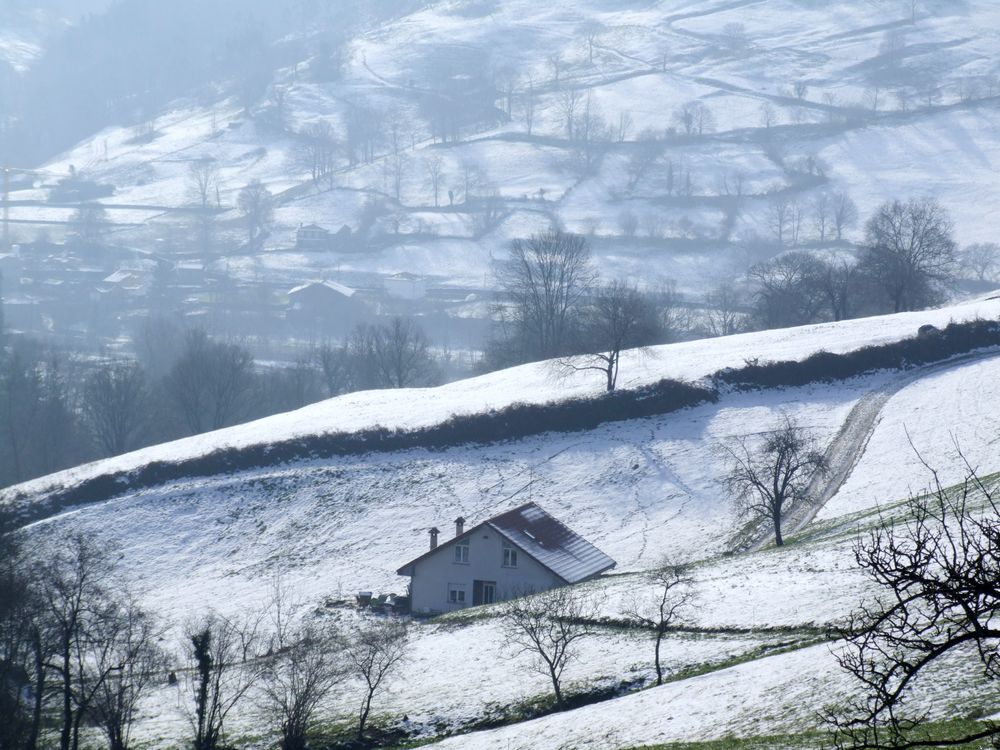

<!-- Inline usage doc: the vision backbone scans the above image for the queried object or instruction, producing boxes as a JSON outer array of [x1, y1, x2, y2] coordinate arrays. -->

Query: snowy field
[[15, 291, 1000, 747], [7, 0, 1000, 290], [10, 293, 1000, 505]]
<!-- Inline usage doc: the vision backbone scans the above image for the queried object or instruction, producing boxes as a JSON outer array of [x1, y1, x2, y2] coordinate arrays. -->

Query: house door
[[473, 580, 497, 605]]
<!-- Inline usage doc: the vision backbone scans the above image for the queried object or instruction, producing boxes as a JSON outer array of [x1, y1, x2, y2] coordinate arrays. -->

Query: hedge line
[[712, 318, 1000, 389], [14, 317, 1000, 523], [13, 378, 716, 522]]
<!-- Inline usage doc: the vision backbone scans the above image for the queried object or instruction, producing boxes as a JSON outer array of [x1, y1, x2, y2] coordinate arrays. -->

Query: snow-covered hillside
[[8, 0, 1000, 295], [16, 293, 1000, 748], [10, 294, 1000, 505]]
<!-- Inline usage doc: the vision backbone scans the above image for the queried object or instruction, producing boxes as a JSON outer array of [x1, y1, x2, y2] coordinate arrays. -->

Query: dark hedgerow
[[12, 317, 1000, 523], [712, 318, 1000, 390], [14, 378, 715, 523]]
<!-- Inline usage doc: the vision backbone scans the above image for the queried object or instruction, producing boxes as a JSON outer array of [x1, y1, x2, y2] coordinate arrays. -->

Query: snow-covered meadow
[[13, 291, 1000, 748]]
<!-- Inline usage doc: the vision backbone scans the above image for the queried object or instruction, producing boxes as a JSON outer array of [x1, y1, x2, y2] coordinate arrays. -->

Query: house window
[[447, 584, 466, 604], [454, 540, 469, 564], [502, 544, 518, 568]]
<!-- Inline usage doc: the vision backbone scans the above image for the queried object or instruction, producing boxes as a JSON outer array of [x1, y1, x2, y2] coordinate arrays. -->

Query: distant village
[[1, 221, 486, 353]]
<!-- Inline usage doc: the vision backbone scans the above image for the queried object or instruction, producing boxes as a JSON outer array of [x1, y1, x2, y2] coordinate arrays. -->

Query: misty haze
[[1, 2, 999, 749]]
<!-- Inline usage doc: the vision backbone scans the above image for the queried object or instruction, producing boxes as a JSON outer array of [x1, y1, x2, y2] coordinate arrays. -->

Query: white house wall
[[407, 528, 564, 614]]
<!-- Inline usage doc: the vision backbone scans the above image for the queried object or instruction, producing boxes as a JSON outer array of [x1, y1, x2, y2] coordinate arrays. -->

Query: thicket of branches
[[0, 313, 442, 490], [827, 459, 1000, 749], [0, 521, 411, 750]]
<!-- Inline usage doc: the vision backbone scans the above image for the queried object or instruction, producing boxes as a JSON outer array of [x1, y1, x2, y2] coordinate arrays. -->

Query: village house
[[295, 223, 331, 251], [397, 502, 616, 615]]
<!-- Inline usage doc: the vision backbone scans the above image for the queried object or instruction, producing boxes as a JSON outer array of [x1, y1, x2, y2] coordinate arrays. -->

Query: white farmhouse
[[397, 502, 616, 614]]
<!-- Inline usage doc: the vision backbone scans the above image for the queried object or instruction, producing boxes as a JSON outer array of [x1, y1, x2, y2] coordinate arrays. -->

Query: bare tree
[[859, 197, 957, 312], [831, 192, 858, 241], [371, 317, 438, 388], [622, 565, 695, 685], [793, 80, 808, 100], [811, 192, 832, 241], [37, 534, 116, 750], [342, 620, 408, 741], [501, 587, 601, 708], [960, 242, 999, 281], [237, 180, 274, 246], [258, 623, 343, 750], [165, 330, 255, 434], [522, 75, 536, 135], [827, 460, 1000, 749], [673, 101, 715, 136], [766, 195, 794, 246], [388, 151, 408, 203], [187, 612, 265, 750], [90, 594, 166, 750], [547, 52, 565, 88], [618, 210, 639, 238], [704, 282, 747, 337], [759, 101, 777, 129], [494, 231, 597, 362], [558, 281, 661, 391], [188, 159, 220, 209], [616, 111, 634, 143], [557, 89, 582, 139], [425, 155, 445, 208], [815, 258, 860, 322], [81, 362, 148, 457], [573, 93, 609, 171], [723, 417, 827, 547], [300, 122, 336, 188], [749, 251, 826, 329]]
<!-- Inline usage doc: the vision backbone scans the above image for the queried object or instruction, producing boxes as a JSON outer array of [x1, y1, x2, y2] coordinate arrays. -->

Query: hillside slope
[[17, 300, 1000, 748]]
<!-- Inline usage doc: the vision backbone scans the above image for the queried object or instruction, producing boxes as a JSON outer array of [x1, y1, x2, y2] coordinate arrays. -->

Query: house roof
[[299, 223, 329, 233], [396, 502, 616, 584], [287, 280, 356, 298]]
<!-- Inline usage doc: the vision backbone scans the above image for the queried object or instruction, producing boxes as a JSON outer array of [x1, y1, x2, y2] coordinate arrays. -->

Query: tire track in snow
[[739, 349, 1000, 553]]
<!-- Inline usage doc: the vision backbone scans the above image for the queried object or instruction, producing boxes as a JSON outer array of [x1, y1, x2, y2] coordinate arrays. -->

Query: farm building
[[397, 502, 616, 615]]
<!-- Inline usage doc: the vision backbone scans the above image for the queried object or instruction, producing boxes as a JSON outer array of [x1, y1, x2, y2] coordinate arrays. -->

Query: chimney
[[454, 516, 465, 537], [428, 527, 440, 550]]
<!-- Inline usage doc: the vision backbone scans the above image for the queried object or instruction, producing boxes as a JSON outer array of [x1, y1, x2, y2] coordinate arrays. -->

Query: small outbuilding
[[397, 502, 616, 615]]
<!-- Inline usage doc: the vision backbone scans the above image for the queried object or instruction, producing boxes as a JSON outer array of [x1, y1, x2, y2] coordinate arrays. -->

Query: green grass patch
[[625, 717, 997, 750]]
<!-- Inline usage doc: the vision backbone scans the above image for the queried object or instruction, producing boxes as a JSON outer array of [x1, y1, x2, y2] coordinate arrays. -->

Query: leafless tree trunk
[[425, 155, 445, 208], [81, 362, 148, 457], [831, 192, 858, 241], [557, 89, 582, 139], [723, 417, 827, 546], [37, 534, 116, 750], [371, 317, 436, 388], [827, 458, 1000, 749], [961, 242, 999, 281], [622, 565, 695, 685], [186, 612, 265, 750], [90, 593, 166, 750], [495, 231, 596, 362], [501, 587, 602, 708], [859, 197, 956, 313], [342, 620, 407, 741], [257, 623, 343, 750], [558, 281, 661, 391], [237, 180, 274, 245], [165, 331, 255, 434], [188, 159, 220, 209], [704, 283, 746, 337]]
